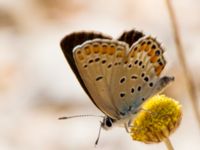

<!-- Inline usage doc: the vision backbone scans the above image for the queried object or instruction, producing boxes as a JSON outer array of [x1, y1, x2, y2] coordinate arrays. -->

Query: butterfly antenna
[[58, 114, 104, 120], [95, 122, 102, 146]]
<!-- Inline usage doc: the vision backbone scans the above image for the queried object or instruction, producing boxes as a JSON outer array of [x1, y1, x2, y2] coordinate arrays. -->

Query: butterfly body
[[60, 30, 174, 132]]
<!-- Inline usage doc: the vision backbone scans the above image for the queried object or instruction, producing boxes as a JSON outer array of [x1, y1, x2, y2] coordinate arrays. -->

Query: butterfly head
[[101, 116, 115, 130]]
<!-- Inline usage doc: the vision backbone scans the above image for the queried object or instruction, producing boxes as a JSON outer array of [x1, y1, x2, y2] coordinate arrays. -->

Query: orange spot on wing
[[84, 46, 91, 55], [93, 46, 100, 53], [116, 51, 124, 58], [101, 45, 107, 54], [77, 53, 84, 60], [140, 44, 147, 52], [155, 65, 164, 76], [144, 46, 150, 52], [148, 49, 154, 56], [130, 52, 135, 58], [108, 46, 115, 55], [150, 56, 159, 63]]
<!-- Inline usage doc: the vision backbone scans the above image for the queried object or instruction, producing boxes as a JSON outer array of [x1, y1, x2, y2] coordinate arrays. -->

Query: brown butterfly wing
[[60, 31, 112, 113], [117, 29, 144, 47]]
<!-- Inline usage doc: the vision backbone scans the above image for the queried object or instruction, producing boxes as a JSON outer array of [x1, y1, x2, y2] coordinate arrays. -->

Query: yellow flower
[[130, 95, 182, 144]]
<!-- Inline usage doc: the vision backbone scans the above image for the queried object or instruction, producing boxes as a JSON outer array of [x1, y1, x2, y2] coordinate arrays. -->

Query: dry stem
[[164, 138, 174, 150], [165, 0, 200, 127]]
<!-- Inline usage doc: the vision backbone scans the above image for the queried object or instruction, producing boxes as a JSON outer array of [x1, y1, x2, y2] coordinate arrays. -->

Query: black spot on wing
[[88, 59, 94, 64], [83, 64, 88, 68], [134, 60, 138, 64], [131, 88, 135, 93], [147, 41, 151, 45], [155, 50, 161, 56], [131, 75, 138, 80], [107, 64, 112, 68], [137, 86, 141, 91], [120, 92, 126, 98], [151, 44, 156, 49], [139, 61, 143, 66], [120, 77, 126, 84], [102, 60, 106, 64], [96, 76, 103, 81], [144, 76, 149, 82], [95, 57, 100, 62], [149, 82, 154, 87]]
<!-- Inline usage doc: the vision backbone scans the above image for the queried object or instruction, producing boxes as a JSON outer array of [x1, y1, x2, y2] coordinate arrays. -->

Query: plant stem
[[164, 138, 174, 150], [165, 0, 200, 127]]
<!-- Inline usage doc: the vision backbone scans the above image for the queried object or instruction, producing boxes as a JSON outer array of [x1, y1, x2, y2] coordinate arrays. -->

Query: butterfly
[[60, 29, 174, 144]]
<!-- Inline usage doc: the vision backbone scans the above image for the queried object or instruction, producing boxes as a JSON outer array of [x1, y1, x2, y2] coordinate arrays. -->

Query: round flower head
[[130, 95, 182, 144]]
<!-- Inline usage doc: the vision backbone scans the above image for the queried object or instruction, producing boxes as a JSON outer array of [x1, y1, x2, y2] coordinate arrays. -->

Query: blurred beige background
[[0, 0, 200, 149]]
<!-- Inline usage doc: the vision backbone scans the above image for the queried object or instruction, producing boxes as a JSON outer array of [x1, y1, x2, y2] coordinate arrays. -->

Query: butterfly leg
[[140, 108, 152, 114], [95, 121, 103, 146], [124, 118, 135, 133], [124, 122, 131, 133], [124, 107, 153, 133]]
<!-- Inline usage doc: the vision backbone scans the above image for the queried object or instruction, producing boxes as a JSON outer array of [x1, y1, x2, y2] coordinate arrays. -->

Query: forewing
[[60, 32, 112, 111], [73, 39, 129, 119]]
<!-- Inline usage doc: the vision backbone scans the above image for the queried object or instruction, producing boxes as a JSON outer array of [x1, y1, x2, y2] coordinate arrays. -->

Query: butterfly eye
[[105, 118, 112, 127]]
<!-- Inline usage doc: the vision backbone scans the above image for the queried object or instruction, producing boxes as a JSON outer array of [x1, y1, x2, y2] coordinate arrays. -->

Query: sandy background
[[0, 0, 200, 149]]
